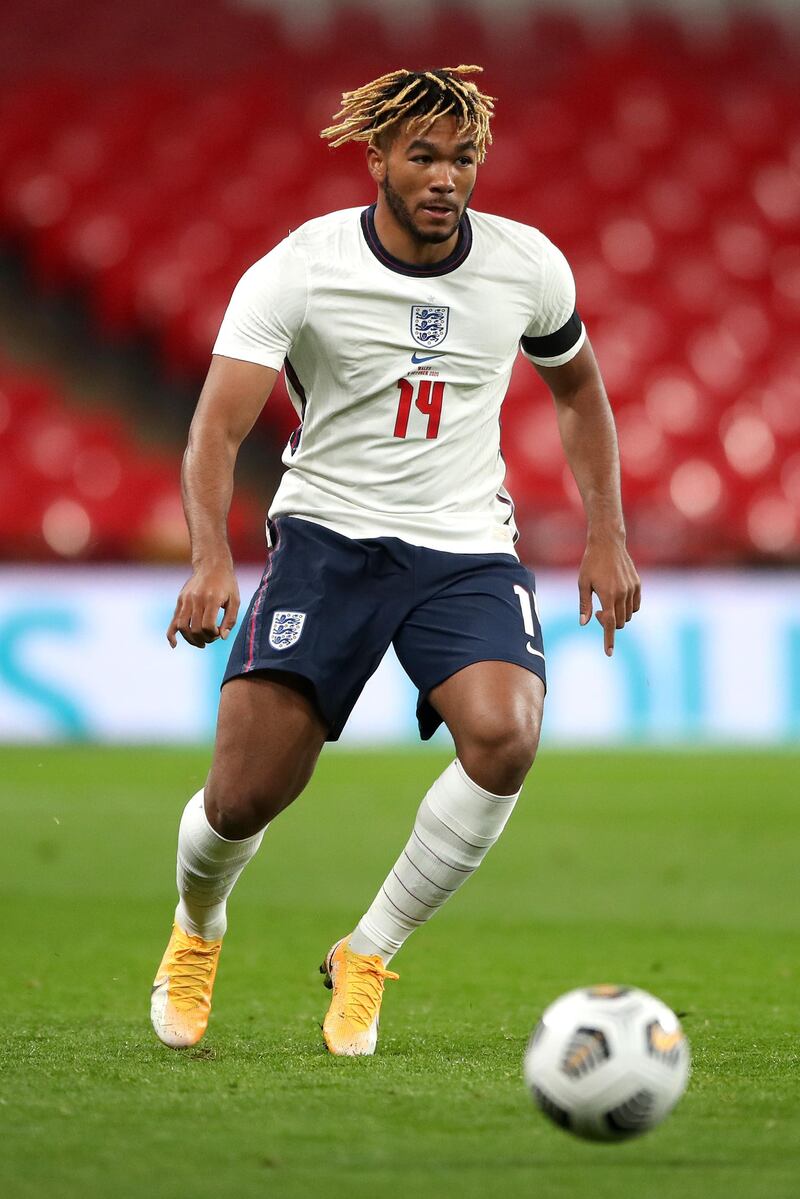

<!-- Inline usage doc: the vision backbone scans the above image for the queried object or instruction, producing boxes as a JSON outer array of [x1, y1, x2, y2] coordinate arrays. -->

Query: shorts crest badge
[[268, 610, 306, 650], [410, 304, 449, 348]]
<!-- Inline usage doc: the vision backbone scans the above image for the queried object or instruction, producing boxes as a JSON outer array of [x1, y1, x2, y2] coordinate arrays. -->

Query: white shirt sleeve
[[213, 236, 308, 370], [520, 236, 586, 367]]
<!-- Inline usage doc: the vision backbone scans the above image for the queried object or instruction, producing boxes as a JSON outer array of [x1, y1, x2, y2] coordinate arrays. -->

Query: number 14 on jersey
[[394, 379, 445, 440]]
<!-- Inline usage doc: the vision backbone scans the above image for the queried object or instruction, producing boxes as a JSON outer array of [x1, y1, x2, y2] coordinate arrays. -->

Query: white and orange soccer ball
[[523, 985, 691, 1141]]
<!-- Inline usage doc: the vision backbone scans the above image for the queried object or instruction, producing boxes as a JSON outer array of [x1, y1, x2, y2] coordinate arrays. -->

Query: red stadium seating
[[0, 357, 265, 561], [0, 1, 798, 563]]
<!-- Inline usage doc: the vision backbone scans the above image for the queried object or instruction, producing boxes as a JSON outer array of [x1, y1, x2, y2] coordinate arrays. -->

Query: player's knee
[[204, 776, 287, 839], [459, 709, 541, 792], [487, 717, 540, 778]]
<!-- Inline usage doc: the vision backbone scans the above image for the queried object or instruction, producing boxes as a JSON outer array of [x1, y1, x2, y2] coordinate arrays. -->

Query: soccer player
[[151, 66, 640, 1056]]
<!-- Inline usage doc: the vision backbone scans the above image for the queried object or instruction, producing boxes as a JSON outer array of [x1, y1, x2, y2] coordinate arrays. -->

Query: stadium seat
[[0, 359, 266, 561]]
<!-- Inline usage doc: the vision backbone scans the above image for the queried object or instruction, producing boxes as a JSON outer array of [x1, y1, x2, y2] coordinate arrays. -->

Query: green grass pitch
[[1, 745, 798, 1199]]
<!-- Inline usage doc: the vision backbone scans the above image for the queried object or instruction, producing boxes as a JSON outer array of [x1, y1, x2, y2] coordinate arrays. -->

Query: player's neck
[[372, 198, 460, 266]]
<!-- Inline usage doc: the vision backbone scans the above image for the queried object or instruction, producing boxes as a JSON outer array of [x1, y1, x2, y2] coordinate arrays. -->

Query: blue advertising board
[[0, 567, 797, 745]]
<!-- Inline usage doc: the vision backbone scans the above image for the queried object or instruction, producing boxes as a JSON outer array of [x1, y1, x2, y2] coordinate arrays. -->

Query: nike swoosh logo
[[411, 352, 445, 364], [526, 643, 545, 659]]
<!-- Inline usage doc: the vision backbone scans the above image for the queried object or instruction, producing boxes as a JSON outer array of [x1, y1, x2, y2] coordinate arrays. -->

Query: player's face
[[371, 115, 477, 246]]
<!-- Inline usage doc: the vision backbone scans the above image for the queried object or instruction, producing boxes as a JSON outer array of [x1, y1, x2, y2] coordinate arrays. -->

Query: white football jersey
[[213, 205, 585, 555]]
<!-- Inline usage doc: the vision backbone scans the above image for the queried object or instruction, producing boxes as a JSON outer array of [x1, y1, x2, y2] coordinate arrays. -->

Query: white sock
[[348, 760, 521, 963], [174, 790, 264, 941]]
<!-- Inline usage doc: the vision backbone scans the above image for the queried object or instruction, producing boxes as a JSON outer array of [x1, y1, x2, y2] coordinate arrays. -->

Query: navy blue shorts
[[223, 516, 546, 741]]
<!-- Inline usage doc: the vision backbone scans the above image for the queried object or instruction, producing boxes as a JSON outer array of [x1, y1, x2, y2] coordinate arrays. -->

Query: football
[[523, 985, 691, 1141]]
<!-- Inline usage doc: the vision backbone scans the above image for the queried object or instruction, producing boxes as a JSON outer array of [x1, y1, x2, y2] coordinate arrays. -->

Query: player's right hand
[[167, 564, 240, 649]]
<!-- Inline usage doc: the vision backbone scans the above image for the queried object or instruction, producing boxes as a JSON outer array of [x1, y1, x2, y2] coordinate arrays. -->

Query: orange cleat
[[150, 923, 222, 1049], [320, 938, 399, 1056]]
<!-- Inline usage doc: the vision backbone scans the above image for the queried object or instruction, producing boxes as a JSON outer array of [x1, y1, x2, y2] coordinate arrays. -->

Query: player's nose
[[429, 167, 456, 192]]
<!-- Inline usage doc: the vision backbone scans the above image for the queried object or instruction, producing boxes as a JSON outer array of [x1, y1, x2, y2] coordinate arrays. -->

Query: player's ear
[[366, 142, 386, 185]]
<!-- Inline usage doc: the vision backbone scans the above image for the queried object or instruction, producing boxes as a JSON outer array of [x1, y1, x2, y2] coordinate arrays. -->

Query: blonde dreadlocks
[[321, 66, 495, 163]]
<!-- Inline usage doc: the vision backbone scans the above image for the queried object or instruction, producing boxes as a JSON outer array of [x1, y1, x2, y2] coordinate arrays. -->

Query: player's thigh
[[206, 671, 328, 829]]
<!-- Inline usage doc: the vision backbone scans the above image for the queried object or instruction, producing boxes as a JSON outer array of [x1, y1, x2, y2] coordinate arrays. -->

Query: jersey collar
[[360, 203, 472, 277]]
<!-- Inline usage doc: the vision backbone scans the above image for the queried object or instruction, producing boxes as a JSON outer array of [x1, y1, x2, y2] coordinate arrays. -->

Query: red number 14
[[394, 379, 445, 440]]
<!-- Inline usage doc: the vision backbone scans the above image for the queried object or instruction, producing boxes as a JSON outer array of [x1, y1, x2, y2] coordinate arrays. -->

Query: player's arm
[[534, 339, 641, 656], [167, 355, 278, 649]]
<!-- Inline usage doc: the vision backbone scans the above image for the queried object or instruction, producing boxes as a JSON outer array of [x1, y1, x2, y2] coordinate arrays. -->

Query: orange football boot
[[320, 938, 399, 1056], [150, 923, 222, 1048]]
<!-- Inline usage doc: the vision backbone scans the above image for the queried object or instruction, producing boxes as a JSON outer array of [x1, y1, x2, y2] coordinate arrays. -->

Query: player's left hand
[[578, 537, 641, 657]]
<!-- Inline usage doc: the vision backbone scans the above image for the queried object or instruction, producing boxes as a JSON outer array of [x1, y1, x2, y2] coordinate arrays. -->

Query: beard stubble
[[381, 171, 470, 246]]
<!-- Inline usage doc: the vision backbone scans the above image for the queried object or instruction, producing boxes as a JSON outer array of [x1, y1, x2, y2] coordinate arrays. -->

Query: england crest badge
[[410, 304, 449, 348], [268, 610, 306, 651]]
